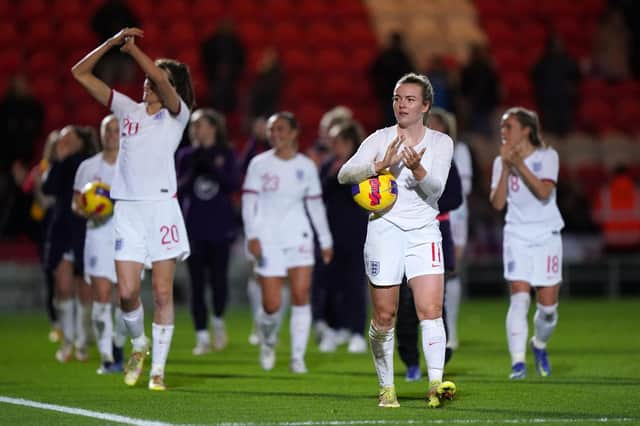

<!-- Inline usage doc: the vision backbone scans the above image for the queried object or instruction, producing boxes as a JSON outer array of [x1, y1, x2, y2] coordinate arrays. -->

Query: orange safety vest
[[592, 175, 640, 248]]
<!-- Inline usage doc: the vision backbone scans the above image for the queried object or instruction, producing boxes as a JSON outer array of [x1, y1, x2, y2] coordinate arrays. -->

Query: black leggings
[[186, 240, 231, 331]]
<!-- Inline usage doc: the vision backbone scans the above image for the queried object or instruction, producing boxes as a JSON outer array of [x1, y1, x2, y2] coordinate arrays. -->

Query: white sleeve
[[73, 160, 89, 192], [490, 156, 503, 190], [241, 191, 259, 240], [173, 98, 190, 127], [417, 135, 453, 198], [241, 160, 260, 239], [455, 143, 473, 196], [108, 90, 138, 118], [540, 149, 559, 183], [305, 164, 332, 249], [306, 196, 333, 249], [337, 131, 380, 184]]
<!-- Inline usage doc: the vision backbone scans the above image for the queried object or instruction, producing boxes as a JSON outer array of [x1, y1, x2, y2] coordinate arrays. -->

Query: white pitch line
[[1, 397, 636, 426], [0, 396, 173, 426], [211, 419, 637, 426]]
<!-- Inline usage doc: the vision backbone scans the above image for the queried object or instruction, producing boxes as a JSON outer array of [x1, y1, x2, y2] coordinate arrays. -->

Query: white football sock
[[113, 307, 127, 348], [56, 298, 74, 345], [150, 323, 174, 377], [444, 276, 461, 348], [533, 303, 558, 349], [368, 322, 395, 387], [290, 304, 311, 362], [247, 276, 262, 318], [196, 329, 210, 345], [74, 298, 91, 349], [123, 304, 147, 352], [92, 302, 113, 362], [275, 285, 291, 334], [506, 292, 530, 365], [421, 318, 446, 383], [258, 309, 280, 346]]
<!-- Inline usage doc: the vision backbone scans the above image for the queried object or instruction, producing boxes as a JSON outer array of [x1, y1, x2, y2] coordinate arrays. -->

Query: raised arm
[[120, 35, 181, 114], [71, 28, 143, 106]]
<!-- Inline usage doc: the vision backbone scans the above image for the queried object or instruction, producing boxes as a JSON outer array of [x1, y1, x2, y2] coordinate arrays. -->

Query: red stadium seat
[[166, 21, 198, 48], [281, 49, 313, 74], [60, 21, 96, 51], [298, 1, 334, 21], [272, 22, 306, 48], [475, 0, 504, 17], [263, 0, 296, 21], [314, 49, 347, 72], [483, 19, 515, 49], [0, 50, 22, 76], [306, 23, 341, 49], [341, 22, 377, 49], [617, 99, 640, 135], [578, 99, 616, 135], [23, 21, 56, 51], [492, 47, 522, 74], [193, 0, 227, 21], [0, 24, 19, 49], [27, 51, 58, 77], [18, 0, 48, 21], [502, 72, 533, 106], [237, 21, 268, 49]]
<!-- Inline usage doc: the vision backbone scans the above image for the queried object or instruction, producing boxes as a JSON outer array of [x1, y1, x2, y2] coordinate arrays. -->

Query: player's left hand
[[402, 145, 426, 171], [321, 247, 333, 264]]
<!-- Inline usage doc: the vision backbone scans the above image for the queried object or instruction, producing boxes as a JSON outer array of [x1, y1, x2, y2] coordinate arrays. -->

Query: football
[[80, 181, 114, 219], [352, 173, 398, 212]]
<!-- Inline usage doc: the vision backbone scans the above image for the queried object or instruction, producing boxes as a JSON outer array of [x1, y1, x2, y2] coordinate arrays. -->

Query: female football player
[[72, 27, 195, 391], [338, 73, 453, 408], [72, 114, 127, 374], [490, 107, 564, 380], [242, 111, 333, 374]]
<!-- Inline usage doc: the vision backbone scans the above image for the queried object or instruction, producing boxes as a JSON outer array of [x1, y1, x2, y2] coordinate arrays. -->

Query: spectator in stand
[[370, 32, 415, 127], [91, 0, 139, 85], [460, 44, 499, 137], [201, 18, 246, 113], [313, 120, 369, 354], [591, 165, 640, 253], [592, 7, 632, 82], [247, 47, 283, 124], [0, 73, 44, 239], [176, 108, 241, 355], [42, 125, 97, 363], [532, 34, 580, 137], [422, 55, 456, 113]]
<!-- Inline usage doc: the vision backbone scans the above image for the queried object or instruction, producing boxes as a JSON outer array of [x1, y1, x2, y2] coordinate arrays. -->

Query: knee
[[420, 302, 443, 320], [535, 303, 558, 324], [153, 286, 173, 310], [372, 309, 396, 330]]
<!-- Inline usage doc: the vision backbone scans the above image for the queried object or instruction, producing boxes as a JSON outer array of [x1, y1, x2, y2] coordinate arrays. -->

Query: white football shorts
[[363, 217, 444, 286], [114, 198, 190, 265], [84, 218, 117, 283], [503, 231, 563, 287], [253, 240, 314, 278]]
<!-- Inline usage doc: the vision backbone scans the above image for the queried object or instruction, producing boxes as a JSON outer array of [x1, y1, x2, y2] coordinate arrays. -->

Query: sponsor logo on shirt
[[115, 239, 123, 251]]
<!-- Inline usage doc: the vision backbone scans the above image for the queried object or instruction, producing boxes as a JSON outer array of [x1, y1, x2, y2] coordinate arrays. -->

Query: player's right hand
[[375, 135, 404, 174], [110, 27, 144, 49], [248, 238, 262, 261]]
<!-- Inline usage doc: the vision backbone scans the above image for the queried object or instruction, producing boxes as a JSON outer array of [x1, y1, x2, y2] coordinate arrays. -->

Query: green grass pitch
[[1, 298, 639, 425]]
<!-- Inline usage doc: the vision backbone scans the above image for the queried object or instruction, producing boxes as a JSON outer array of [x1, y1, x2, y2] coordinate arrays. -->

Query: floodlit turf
[[1, 298, 639, 425]]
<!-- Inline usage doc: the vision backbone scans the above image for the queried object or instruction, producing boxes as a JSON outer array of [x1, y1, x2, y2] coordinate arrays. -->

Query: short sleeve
[[173, 98, 190, 127], [490, 156, 503, 190], [539, 149, 559, 183], [109, 90, 138, 118]]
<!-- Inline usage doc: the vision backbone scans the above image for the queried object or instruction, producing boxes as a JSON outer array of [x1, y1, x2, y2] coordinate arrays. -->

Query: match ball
[[352, 173, 398, 212], [80, 181, 114, 219]]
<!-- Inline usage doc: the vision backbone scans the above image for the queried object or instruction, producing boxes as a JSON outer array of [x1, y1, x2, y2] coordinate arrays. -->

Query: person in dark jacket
[[42, 125, 97, 363], [176, 108, 241, 354], [312, 120, 369, 354], [396, 109, 463, 381]]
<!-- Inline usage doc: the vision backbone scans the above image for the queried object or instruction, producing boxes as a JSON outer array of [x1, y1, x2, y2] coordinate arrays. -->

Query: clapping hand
[[110, 27, 144, 53], [375, 135, 404, 174]]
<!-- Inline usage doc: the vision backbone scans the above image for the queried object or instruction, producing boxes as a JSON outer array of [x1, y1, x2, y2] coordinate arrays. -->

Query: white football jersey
[[242, 150, 331, 248], [491, 147, 564, 240], [339, 125, 453, 232], [73, 152, 116, 228], [450, 141, 473, 221], [108, 90, 189, 200]]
